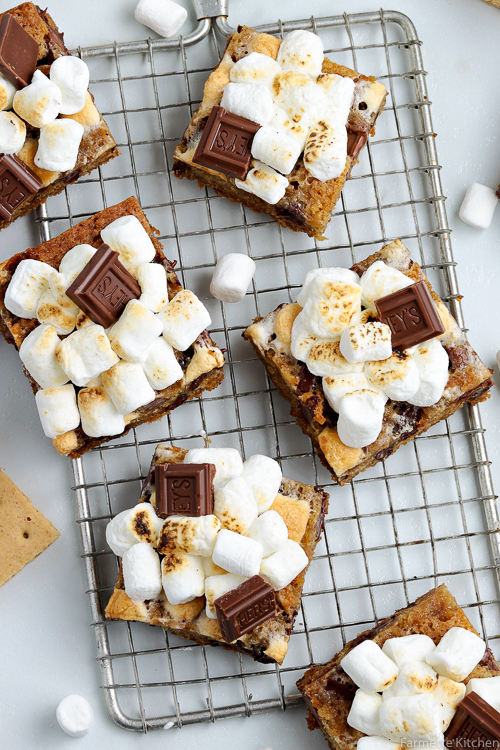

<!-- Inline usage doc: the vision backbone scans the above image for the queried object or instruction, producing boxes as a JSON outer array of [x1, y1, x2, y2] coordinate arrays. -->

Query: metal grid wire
[[34, 8, 500, 731]]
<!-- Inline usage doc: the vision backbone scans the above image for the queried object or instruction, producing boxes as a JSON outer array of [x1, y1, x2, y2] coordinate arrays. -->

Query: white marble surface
[[1, 0, 500, 748]]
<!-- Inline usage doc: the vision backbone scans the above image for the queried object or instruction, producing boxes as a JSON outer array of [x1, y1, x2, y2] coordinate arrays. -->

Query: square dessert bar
[[173, 26, 386, 240], [0, 196, 225, 458], [243, 240, 493, 485]]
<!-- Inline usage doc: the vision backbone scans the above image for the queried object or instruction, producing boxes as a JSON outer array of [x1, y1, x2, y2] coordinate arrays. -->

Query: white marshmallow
[[316, 73, 355, 127], [158, 515, 221, 557], [204, 573, 246, 619], [297, 267, 361, 308], [122, 543, 162, 602], [241, 454, 282, 513], [102, 360, 156, 414], [13, 70, 61, 128], [212, 528, 263, 578], [307, 339, 363, 378], [78, 386, 125, 438], [290, 311, 318, 362], [459, 182, 498, 230], [105, 502, 160, 557], [50, 56, 89, 115], [340, 322, 393, 364], [301, 275, 362, 339], [357, 738, 402, 750], [56, 695, 94, 738], [56, 324, 119, 386], [4, 259, 55, 319], [162, 552, 205, 605], [134, 0, 187, 39], [157, 290, 211, 351], [272, 70, 328, 124], [382, 634, 436, 668], [425, 627, 485, 682], [383, 661, 438, 699], [337, 389, 387, 448], [365, 352, 420, 402], [210, 253, 256, 303], [304, 118, 348, 182], [259, 538, 308, 591], [214, 476, 259, 535], [277, 30, 324, 80], [35, 384, 80, 439], [19, 324, 69, 389], [435, 676, 466, 730], [50, 244, 97, 308], [184, 447, 244, 488], [220, 82, 273, 126], [128, 262, 168, 312], [269, 103, 311, 149], [35, 119, 84, 172], [247, 510, 288, 557], [466, 676, 500, 712], [36, 289, 77, 335], [235, 160, 288, 205], [360, 261, 414, 312], [0, 72, 16, 110], [108, 299, 163, 362], [380, 694, 443, 744], [0, 111, 25, 154], [230, 52, 281, 89], [323, 372, 374, 412], [408, 338, 449, 407], [347, 689, 383, 736], [340, 640, 399, 694], [251, 125, 302, 176], [100, 215, 156, 266], [142, 337, 183, 390]]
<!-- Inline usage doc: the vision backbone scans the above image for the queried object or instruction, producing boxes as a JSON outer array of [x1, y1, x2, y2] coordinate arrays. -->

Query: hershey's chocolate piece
[[375, 279, 445, 350], [155, 463, 215, 519], [66, 243, 141, 327], [215, 575, 276, 642], [193, 105, 260, 180], [445, 692, 500, 749], [0, 154, 42, 221], [0, 14, 39, 88]]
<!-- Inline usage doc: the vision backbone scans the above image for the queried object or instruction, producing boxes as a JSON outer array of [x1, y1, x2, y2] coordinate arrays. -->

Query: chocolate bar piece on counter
[[0, 154, 42, 221], [0, 13, 38, 88], [446, 692, 500, 749], [155, 462, 216, 518], [193, 105, 261, 180], [215, 574, 276, 642], [375, 279, 445, 349]]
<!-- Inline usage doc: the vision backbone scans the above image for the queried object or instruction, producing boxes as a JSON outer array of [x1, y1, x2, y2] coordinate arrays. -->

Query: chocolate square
[[0, 154, 42, 221], [446, 692, 500, 749], [0, 14, 39, 89], [66, 243, 141, 328], [215, 575, 276, 642], [155, 463, 215, 519], [193, 105, 260, 180], [375, 279, 445, 349]]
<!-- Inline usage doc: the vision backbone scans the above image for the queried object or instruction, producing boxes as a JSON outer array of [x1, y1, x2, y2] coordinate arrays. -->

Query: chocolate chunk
[[445, 692, 500, 749], [375, 280, 445, 350], [0, 14, 39, 88], [347, 123, 368, 160], [0, 154, 42, 221], [155, 462, 215, 519], [66, 243, 141, 328], [324, 677, 357, 699], [215, 575, 276, 642], [193, 105, 260, 180], [297, 364, 320, 393]]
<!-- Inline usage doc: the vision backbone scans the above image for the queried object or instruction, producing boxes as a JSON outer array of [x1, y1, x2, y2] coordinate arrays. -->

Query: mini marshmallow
[[56, 695, 94, 738], [106, 502, 160, 557], [4, 258, 55, 319], [459, 182, 498, 229], [36, 289, 77, 335], [162, 552, 205, 605], [78, 386, 125, 438], [35, 384, 80, 439], [383, 661, 438, 699], [102, 360, 156, 414], [277, 30, 324, 80], [100, 215, 156, 266], [340, 322, 393, 364], [382, 634, 436, 668], [241, 454, 283, 513], [301, 275, 362, 339], [210, 253, 256, 303], [158, 515, 221, 557], [360, 261, 414, 312], [259, 538, 308, 591], [204, 573, 246, 619], [247, 510, 288, 557], [272, 70, 328, 124], [128, 262, 168, 312], [357, 738, 402, 750], [235, 160, 288, 205], [340, 640, 399, 694], [435, 676, 466, 730], [425, 626, 485, 682], [347, 689, 383, 736], [220, 81, 273, 126], [50, 56, 89, 115], [290, 311, 318, 362], [316, 73, 355, 127], [214, 476, 259, 535], [337, 389, 387, 448], [184, 447, 244, 488], [251, 125, 302, 175], [0, 111, 25, 154], [108, 299, 163, 362], [0, 72, 16, 110], [304, 117, 348, 182], [56, 324, 119, 386], [322, 372, 374, 412], [297, 267, 361, 308], [212, 528, 263, 578], [380, 694, 443, 744], [142, 337, 183, 390], [35, 118, 85, 172], [365, 352, 420, 402], [13, 69, 61, 128], [157, 290, 211, 351], [19, 324, 69, 389], [135, 0, 187, 39], [307, 339, 363, 378], [122, 542, 162, 601], [466, 676, 500, 712], [408, 338, 449, 407], [230, 52, 281, 88]]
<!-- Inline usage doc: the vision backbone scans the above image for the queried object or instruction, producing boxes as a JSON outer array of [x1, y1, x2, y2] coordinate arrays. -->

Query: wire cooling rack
[[35, 5, 500, 732]]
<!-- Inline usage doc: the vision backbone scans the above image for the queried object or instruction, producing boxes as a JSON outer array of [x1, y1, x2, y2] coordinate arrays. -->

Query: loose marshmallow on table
[[272, 70, 329, 125], [157, 290, 211, 351], [297, 267, 361, 308], [157, 515, 221, 557], [184, 447, 244, 488], [347, 689, 383, 736], [108, 299, 163, 362], [230, 52, 281, 89], [307, 339, 363, 378], [383, 661, 438, 699], [19, 324, 69, 389], [78, 386, 125, 438], [459, 182, 498, 229], [100, 215, 156, 266], [36, 289, 77, 335], [142, 337, 183, 390], [35, 384, 80, 439], [360, 261, 415, 312], [340, 640, 399, 694], [357, 738, 402, 750], [317, 73, 355, 126], [407, 338, 449, 407], [135, 0, 188, 39], [435, 675, 466, 730], [290, 312, 318, 362], [259, 538, 308, 590], [235, 160, 288, 205], [162, 552, 205, 605], [241, 454, 283, 513], [50, 56, 89, 115], [55, 324, 119, 386], [13, 70, 61, 128], [204, 573, 246, 619], [56, 694, 94, 738], [122, 542, 162, 601], [382, 634, 436, 667], [35, 119, 85, 172], [0, 72, 16, 110], [0, 111, 26, 154], [466, 676, 500, 712], [365, 352, 420, 402], [102, 360, 156, 414], [214, 476, 259, 534], [128, 262, 168, 312], [303, 118, 348, 182], [425, 626, 485, 682], [380, 694, 443, 744], [106, 502, 161, 557], [337, 389, 387, 448], [277, 30, 324, 80], [251, 125, 302, 175], [340, 322, 392, 364], [220, 82, 273, 126], [212, 528, 263, 578], [247, 510, 288, 558], [301, 275, 362, 339], [323, 372, 375, 412], [210, 253, 256, 303], [4, 258, 55, 319]]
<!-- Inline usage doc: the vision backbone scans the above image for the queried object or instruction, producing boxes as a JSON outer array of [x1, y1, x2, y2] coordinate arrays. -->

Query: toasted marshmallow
[[13, 70, 61, 128], [214, 476, 259, 535], [436, 676, 466, 730], [100, 215, 156, 266], [241, 454, 282, 513], [230, 51, 281, 88], [340, 322, 392, 364], [269, 103, 311, 149], [272, 70, 328, 124], [426, 627, 485, 682], [220, 81, 273, 126], [408, 338, 449, 407], [323, 372, 374, 412], [304, 118, 348, 182], [78, 386, 125, 437], [102, 360, 155, 414], [235, 160, 288, 205], [316, 73, 355, 126], [108, 299, 163, 362], [204, 573, 246, 619], [0, 111, 26, 154], [157, 515, 221, 557], [122, 543, 162, 602], [105, 502, 160, 557], [341, 640, 399, 694], [210, 253, 256, 303], [347, 689, 383, 736], [184, 448, 244, 488], [251, 125, 302, 175], [141, 337, 182, 390], [128, 262, 168, 312], [247, 510, 288, 558], [0, 72, 16, 110], [290, 311, 318, 361], [365, 351, 420, 401], [56, 324, 119, 386], [158, 290, 211, 352], [383, 661, 438, 699], [382, 635, 436, 668], [134, 0, 188, 39], [297, 267, 362, 308], [35, 384, 80, 438], [202, 557, 227, 578], [360, 261, 415, 312], [259, 538, 308, 591], [162, 552, 205, 605], [50, 56, 89, 115], [357, 738, 402, 750], [35, 118, 84, 172], [466, 676, 500, 712], [212, 528, 263, 578], [19, 324, 69, 389], [380, 694, 443, 744], [337, 389, 387, 448], [307, 339, 364, 378], [4, 259, 55, 319], [301, 275, 362, 339], [36, 289, 77, 335], [277, 30, 324, 80]]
